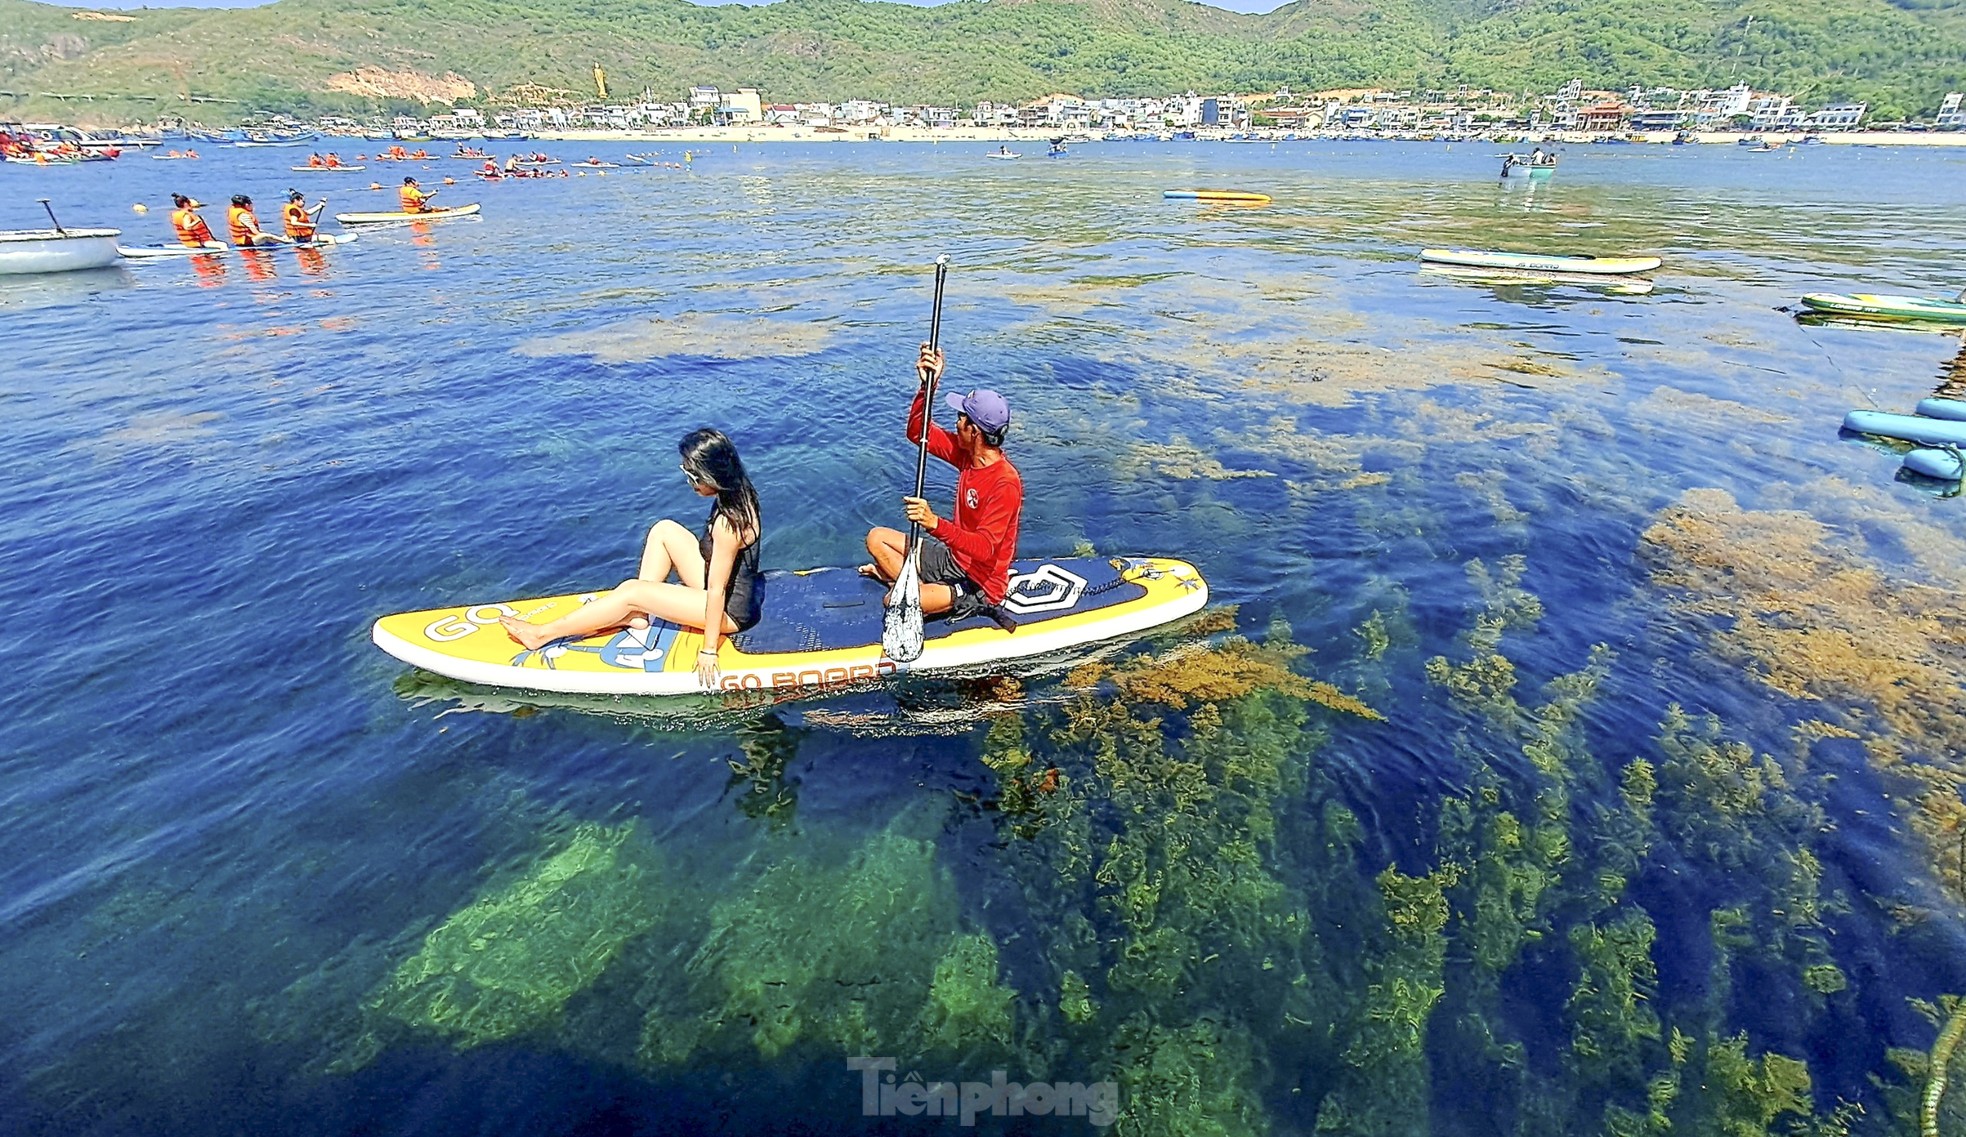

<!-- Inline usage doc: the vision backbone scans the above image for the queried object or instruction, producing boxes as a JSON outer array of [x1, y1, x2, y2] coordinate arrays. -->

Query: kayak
[[1904, 447, 1965, 480], [1842, 409, 1966, 447], [333, 203, 480, 225], [1917, 398, 1966, 422], [570, 161, 619, 169], [1419, 263, 1654, 295], [119, 233, 358, 259], [290, 165, 366, 172], [1420, 249, 1661, 274], [372, 555, 1208, 698], [1164, 190, 1272, 204], [1799, 293, 1966, 325], [987, 152, 1021, 160]]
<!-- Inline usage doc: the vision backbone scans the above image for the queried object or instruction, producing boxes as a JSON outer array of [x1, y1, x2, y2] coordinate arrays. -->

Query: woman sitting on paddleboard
[[500, 428, 764, 687]]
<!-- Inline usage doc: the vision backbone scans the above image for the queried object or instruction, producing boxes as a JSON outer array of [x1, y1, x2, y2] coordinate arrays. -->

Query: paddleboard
[[1421, 249, 1661, 275], [1800, 293, 1966, 325], [1164, 190, 1273, 204], [119, 233, 358, 259], [1842, 409, 1966, 447], [372, 555, 1208, 698], [570, 161, 619, 169], [1917, 398, 1966, 422], [290, 164, 367, 172], [333, 203, 481, 225]]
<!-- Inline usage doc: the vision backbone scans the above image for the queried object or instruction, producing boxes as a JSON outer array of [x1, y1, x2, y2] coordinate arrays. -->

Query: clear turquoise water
[[3, 139, 1966, 1135]]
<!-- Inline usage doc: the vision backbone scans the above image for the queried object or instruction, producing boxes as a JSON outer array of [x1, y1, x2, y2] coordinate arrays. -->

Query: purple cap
[[945, 389, 1010, 433]]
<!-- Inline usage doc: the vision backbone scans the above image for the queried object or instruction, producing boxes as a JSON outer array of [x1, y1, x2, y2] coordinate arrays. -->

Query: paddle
[[882, 254, 950, 664], [37, 198, 65, 236]]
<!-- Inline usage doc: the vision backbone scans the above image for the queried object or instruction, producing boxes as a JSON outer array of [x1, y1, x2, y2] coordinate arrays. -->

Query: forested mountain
[[0, 0, 1960, 124]]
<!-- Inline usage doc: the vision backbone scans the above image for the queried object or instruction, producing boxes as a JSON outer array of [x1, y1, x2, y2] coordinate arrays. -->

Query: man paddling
[[863, 345, 1023, 621], [399, 176, 436, 214]]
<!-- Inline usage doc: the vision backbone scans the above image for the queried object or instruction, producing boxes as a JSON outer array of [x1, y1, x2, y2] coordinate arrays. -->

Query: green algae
[[637, 821, 1020, 1068], [354, 820, 664, 1055]]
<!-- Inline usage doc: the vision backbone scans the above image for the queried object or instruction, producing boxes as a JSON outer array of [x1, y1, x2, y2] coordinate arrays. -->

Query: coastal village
[[11, 74, 1965, 144], [306, 77, 1964, 140]]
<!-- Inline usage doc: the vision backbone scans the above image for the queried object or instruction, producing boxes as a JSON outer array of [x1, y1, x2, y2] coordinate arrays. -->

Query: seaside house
[[1807, 103, 1866, 130], [1940, 93, 1965, 128], [715, 89, 763, 125]]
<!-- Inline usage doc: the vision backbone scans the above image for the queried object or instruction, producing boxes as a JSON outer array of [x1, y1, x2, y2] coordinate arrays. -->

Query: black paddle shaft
[[905, 257, 950, 547]]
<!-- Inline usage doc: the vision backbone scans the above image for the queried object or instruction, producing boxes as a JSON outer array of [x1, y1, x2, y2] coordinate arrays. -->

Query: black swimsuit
[[701, 512, 763, 632]]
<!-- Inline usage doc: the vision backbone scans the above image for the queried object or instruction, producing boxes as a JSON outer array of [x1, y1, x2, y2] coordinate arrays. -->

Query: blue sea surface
[[3, 139, 1966, 1135]]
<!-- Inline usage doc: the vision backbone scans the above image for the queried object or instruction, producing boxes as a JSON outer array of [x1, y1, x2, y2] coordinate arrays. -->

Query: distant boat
[[0, 227, 122, 275]]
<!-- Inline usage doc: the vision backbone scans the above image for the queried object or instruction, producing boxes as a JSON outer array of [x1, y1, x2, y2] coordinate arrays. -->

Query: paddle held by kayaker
[[863, 345, 1023, 620], [500, 428, 766, 689]]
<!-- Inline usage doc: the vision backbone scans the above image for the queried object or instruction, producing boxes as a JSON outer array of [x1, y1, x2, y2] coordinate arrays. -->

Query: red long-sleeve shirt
[[907, 387, 1022, 604]]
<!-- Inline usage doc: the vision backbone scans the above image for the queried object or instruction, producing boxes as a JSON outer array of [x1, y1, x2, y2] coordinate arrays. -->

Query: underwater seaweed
[[349, 821, 663, 1057]]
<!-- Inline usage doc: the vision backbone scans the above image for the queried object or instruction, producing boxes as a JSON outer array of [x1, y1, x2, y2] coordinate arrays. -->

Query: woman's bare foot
[[499, 615, 556, 651], [627, 615, 649, 630], [858, 563, 883, 580]]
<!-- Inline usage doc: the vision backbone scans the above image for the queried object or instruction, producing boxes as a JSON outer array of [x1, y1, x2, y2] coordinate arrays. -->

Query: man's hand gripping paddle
[[882, 255, 949, 664]]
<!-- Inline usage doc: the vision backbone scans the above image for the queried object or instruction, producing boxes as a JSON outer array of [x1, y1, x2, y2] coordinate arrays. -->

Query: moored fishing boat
[[0, 227, 122, 274]]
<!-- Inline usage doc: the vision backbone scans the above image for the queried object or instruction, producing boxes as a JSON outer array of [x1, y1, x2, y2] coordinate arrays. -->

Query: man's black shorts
[[918, 534, 989, 621]]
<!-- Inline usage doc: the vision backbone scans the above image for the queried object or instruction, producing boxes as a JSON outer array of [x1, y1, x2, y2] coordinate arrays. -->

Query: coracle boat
[[0, 227, 123, 275]]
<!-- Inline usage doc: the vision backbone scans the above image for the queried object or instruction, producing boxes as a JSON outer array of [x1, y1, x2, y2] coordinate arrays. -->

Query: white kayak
[[1420, 248, 1661, 275], [290, 165, 367, 173], [0, 228, 123, 274], [119, 234, 358, 259], [333, 203, 481, 225]]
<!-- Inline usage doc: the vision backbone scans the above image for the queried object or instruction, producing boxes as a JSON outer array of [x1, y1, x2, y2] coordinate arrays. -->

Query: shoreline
[[516, 125, 1966, 148]]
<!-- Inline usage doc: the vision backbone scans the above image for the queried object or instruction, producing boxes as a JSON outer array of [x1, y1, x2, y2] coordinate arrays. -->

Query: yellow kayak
[[332, 203, 481, 225], [1164, 190, 1272, 204], [372, 556, 1208, 698]]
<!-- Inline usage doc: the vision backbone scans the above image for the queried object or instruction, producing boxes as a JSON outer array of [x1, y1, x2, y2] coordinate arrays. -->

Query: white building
[[1937, 93, 1964, 129], [716, 88, 762, 124], [1807, 103, 1865, 130]]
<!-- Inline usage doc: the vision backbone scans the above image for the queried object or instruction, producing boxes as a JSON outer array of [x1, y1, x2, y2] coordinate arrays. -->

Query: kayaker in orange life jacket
[[399, 177, 435, 213], [169, 194, 222, 249], [227, 194, 290, 247], [281, 189, 326, 241]]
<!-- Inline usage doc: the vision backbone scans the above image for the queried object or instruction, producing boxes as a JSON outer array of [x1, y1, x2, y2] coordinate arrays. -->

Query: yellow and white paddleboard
[[333, 203, 482, 225], [372, 556, 1208, 698]]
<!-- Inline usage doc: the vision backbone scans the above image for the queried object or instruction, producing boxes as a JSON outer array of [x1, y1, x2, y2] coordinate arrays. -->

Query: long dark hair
[[680, 428, 761, 541]]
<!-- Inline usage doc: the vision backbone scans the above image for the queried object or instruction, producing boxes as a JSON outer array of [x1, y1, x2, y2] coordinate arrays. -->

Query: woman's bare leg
[[638, 518, 704, 585], [500, 578, 735, 650]]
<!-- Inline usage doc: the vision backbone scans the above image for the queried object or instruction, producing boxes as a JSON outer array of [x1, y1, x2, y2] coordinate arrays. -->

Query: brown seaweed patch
[[1642, 488, 1966, 888], [514, 313, 835, 363], [1076, 638, 1385, 721], [1633, 387, 1791, 428], [1117, 438, 1274, 482]]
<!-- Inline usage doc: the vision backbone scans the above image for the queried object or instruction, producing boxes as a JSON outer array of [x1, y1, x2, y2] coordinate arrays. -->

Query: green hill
[[0, 0, 1960, 124]]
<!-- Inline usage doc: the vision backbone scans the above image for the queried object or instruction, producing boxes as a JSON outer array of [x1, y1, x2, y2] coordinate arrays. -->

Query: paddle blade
[[882, 548, 925, 663]]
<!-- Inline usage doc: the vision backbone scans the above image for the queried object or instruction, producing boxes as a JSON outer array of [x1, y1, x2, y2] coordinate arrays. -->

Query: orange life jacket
[[172, 208, 214, 248], [399, 185, 429, 213], [282, 201, 315, 240], [227, 205, 259, 246]]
